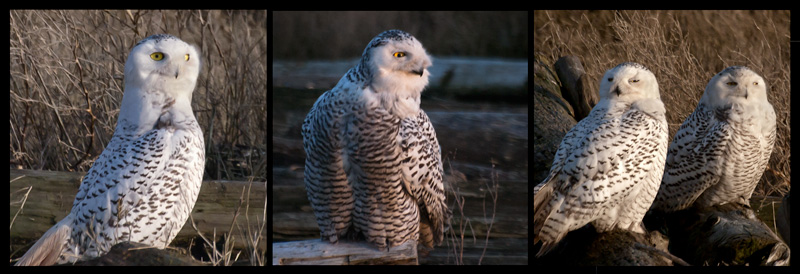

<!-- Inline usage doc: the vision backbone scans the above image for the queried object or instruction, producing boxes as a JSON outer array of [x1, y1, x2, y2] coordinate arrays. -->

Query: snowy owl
[[533, 62, 669, 257], [301, 30, 450, 250], [650, 66, 776, 213], [15, 34, 205, 265]]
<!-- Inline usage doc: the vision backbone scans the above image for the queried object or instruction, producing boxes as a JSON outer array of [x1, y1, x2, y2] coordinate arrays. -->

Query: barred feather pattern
[[650, 66, 776, 213], [533, 62, 668, 257], [302, 29, 448, 249], [15, 34, 204, 266]]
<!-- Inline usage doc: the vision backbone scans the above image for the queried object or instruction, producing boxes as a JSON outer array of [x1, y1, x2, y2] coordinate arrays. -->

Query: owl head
[[124, 34, 201, 99], [120, 34, 201, 131], [599, 62, 660, 102], [361, 30, 432, 94], [701, 66, 768, 108]]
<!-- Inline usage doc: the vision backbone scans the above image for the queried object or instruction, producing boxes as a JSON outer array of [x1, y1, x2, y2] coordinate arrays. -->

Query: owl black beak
[[412, 68, 424, 77], [612, 86, 621, 96]]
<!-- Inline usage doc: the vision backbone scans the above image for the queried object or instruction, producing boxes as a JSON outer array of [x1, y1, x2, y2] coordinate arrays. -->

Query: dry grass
[[9, 9, 266, 266], [9, 10, 267, 181], [534, 10, 790, 197]]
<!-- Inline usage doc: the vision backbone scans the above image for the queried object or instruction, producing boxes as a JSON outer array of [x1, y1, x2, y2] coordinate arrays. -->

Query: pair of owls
[[533, 62, 777, 257]]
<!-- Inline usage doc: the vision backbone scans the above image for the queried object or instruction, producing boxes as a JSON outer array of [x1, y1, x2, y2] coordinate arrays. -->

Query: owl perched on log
[[16, 34, 205, 266], [650, 66, 776, 213], [302, 30, 449, 250], [534, 62, 668, 257]]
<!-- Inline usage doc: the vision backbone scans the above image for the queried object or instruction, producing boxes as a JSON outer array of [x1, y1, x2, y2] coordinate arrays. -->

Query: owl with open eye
[[15, 34, 205, 266], [301, 30, 450, 250]]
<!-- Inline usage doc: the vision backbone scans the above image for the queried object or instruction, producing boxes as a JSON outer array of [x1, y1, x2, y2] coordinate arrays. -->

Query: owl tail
[[419, 196, 451, 248], [15, 216, 72, 266]]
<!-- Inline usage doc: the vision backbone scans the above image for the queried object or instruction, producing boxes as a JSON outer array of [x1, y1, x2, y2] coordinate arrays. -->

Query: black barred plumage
[[15, 34, 204, 266], [533, 62, 668, 257], [651, 66, 775, 213], [302, 30, 449, 250]]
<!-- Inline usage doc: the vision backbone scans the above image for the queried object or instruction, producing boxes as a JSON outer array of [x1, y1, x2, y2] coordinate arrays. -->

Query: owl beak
[[612, 86, 621, 96], [412, 68, 424, 77]]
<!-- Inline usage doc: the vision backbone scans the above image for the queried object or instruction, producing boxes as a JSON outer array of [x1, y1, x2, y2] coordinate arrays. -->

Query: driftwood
[[61, 242, 207, 266], [273, 239, 418, 265], [653, 203, 790, 266], [535, 201, 790, 266], [272, 164, 529, 265], [533, 225, 674, 266], [776, 192, 790, 246], [9, 169, 267, 259], [554, 55, 596, 121]]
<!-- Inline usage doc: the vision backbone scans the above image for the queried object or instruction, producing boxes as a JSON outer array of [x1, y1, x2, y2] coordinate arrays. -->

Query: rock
[[554, 56, 597, 121]]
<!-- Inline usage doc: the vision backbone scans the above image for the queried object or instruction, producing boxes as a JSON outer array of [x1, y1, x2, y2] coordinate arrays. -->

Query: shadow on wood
[[533, 224, 674, 266], [648, 202, 790, 266], [9, 169, 267, 259], [55, 242, 207, 266], [273, 239, 418, 265]]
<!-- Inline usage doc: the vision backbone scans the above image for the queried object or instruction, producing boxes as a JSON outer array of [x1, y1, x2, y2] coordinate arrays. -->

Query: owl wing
[[652, 103, 730, 212], [399, 110, 449, 248], [301, 87, 355, 244], [69, 126, 186, 254], [534, 107, 667, 257]]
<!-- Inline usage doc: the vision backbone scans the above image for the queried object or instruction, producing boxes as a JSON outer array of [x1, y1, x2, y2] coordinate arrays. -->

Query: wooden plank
[[9, 169, 267, 254], [273, 239, 418, 265]]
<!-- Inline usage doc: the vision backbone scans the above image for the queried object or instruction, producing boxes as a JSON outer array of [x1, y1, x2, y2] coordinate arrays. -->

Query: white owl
[[301, 30, 449, 250], [650, 66, 776, 213], [16, 34, 205, 266], [533, 62, 669, 257]]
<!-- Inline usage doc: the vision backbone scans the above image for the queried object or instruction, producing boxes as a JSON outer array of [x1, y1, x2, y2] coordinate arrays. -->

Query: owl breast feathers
[[650, 66, 776, 213], [15, 34, 205, 266], [534, 62, 669, 257], [302, 30, 449, 250]]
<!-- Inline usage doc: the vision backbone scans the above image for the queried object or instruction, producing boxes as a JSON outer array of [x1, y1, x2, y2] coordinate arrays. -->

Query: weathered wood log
[[61, 242, 208, 266], [535, 199, 791, 266], [776, 192, 790, 246], [273, 239, 418, 265], [533, 225, 674, 266], [9, 169, 267, 257], [656, 203, 790, 266], [554, 55, 596, 121]]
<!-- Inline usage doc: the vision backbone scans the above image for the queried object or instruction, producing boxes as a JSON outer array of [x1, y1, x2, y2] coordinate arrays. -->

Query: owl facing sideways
[[302, 30, 450, 250], [533, 62, 669, 257], [650, 66, 776, 213], [16, 34, 205, 266]]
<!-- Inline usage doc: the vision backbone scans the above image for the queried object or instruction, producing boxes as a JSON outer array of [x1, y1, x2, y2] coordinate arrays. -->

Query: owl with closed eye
[[534, 62, 668, 257], [15, 34, 205, 265], [301, 30, 450, 250], [650, 66, 776, 213]]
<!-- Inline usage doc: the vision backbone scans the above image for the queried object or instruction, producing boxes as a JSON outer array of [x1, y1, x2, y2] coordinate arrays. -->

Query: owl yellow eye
[[753, 82, 758, 85], [393, 52, 406, 58], [631, 79, 640, 83], [185, 54, 190, 61], [727, 82, 737, 86], [150, 52, 164, 61]]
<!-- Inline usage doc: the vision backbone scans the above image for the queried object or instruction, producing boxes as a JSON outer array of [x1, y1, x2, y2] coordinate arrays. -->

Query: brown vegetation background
[[9, 10, 268, 181], [534, 10, 790, 197]]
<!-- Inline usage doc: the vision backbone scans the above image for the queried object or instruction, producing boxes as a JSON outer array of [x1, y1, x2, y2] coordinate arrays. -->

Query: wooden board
[[9, 169, 267, 256]]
